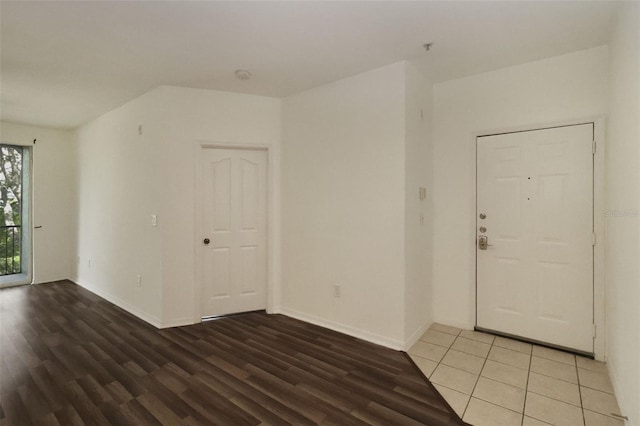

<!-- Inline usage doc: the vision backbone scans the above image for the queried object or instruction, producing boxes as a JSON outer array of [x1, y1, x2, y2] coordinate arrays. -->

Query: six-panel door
[[477, 124, 594, 353]]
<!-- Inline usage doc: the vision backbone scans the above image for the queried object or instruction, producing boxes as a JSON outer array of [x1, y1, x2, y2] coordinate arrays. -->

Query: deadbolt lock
[[479, 226, 487, 233], [479, 213, 487, 219], [478, 235, 492, 250]]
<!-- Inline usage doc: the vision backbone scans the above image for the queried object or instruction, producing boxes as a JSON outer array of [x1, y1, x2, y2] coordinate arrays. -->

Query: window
[[0, 144, 31, 287]]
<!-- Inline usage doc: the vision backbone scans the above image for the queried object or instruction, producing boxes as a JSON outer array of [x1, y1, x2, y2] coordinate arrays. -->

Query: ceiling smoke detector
[[235, 70, 252, 81]]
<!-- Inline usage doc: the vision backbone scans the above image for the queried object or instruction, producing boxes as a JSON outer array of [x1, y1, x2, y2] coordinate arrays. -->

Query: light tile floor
[[409, 323, 626, 426]]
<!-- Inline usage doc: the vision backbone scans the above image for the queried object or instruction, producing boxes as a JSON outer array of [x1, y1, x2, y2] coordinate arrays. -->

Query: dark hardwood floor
[[0, 281, 466, 425]]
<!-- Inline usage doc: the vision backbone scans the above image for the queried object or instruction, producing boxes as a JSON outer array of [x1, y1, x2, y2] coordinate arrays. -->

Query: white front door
[[476, 124, 594, 353], [199, 148, 267, 317]]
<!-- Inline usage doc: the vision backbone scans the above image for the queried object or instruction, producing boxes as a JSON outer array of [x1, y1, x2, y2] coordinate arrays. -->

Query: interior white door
[[476, 124, 594, 353], [199, 148, 267, 317]]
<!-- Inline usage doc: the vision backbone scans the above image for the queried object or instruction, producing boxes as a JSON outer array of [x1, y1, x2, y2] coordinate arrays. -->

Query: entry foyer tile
[[581, 386, 622, 417], [481, 360, 528, 389], [430, 364, 478, 395], [583, 409, 626, 426], [408, 340, 447, 363], [522, 416, 553, 426], [532, 345, 576, 366], [411, 355, 437, 378], [527, 372, 581, 407], [463, 397, 522, 426], [429, 323, 462, 336], [472, 376, 525, 413], [578, 368, 615, 393], [441, 349, 485, 375], [419, 329, 456, 348], [407, 323, 623, 425], [433, 384, 470, 418], [451, 336, 491, 358], [530, 356, 578, 384], [493, 335, 533, 354], [488, 345, 531, 370], [576, 356, 608, 374], [459, 329, 495, 345], [524, 392, 584, 426]]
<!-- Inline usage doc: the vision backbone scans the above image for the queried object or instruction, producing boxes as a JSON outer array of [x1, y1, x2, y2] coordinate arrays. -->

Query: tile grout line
[[529, 370, 576, 384], [425, 328, 622, 426], [521, 345, 534, 426], [432, 330, 536, 421], [440, 330, 467, 415], [575, 354, 587, 426], [525, 389, 584, 409], [431, 328, 476, 419], [467, 395, 526, 417], [461, 332, 494, 421]]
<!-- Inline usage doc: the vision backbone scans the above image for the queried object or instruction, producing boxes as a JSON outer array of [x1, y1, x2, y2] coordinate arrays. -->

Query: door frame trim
[[193, 142, 274, 322], [0, 144, 33, 288], [473, 117, 606, 360]]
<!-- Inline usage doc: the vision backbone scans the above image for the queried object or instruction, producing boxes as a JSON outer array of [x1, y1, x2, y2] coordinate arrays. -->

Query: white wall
[[0, 121, 75, 284], [153, 86, 282, 326], [74, 89, 165, 324], [432, 46, 609, 328], [605, 3, 640, 423], [404, 62, 433, 344], [74, 86, 281, 327], [282, 62, 408, 348]]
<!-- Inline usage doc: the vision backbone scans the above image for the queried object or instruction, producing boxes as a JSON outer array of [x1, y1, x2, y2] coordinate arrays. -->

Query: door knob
[[203, 238, 210, 245]]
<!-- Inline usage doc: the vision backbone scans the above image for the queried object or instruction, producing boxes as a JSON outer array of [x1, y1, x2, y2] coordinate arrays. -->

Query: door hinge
[[592, 140, 596, 154], [592, 324, 597, 338], [592, 232, 597, 246]]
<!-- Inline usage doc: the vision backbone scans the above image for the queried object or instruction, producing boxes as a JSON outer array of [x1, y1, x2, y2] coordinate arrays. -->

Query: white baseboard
[[404, 320, 432, 351], [160, 317, 198, 329], [70, 279, 163, 328], [278, 307, 404, 350], [266, 305, 281, 315], [67, 281, 411, 350], [433, 317, 473, 331]]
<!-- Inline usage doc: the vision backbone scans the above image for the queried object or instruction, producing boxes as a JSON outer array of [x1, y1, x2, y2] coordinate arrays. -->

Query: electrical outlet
[[136, 275, 142, 287], [333, 285, 341, 298]]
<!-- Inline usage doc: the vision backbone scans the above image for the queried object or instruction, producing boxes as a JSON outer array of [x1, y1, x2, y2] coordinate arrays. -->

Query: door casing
[[473, 117, 605, 360], [0, 144, 33, 288]]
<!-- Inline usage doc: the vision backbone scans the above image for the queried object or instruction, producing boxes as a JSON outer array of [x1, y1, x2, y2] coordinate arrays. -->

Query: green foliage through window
[[0, 145, 23, 276]]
